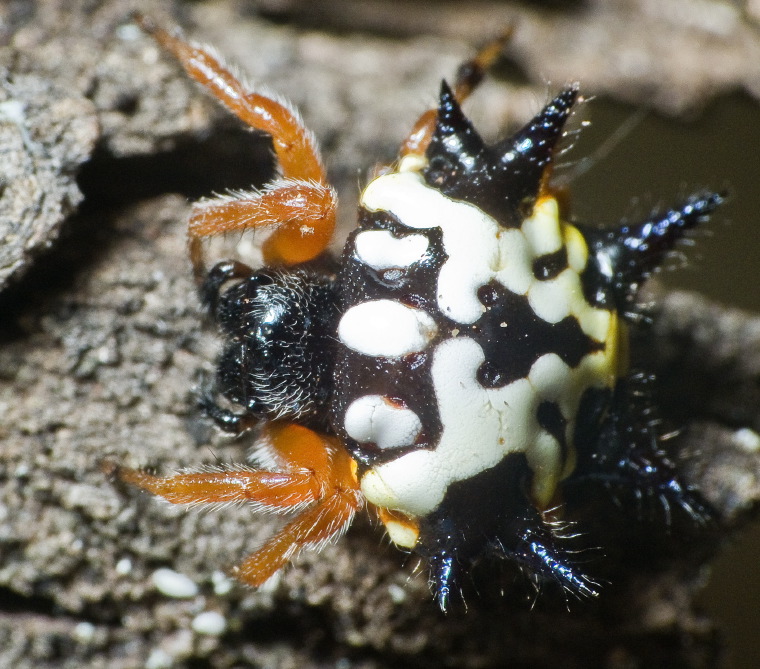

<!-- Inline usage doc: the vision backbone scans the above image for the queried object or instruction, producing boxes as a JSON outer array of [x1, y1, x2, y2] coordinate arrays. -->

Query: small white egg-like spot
[[345, 395, 422, 450], [73, 622, 96, 643], [146, 649, 173, 669], [355, 230, 429, 270], [387, 582, 408, 604], [115, 557, 133, 575], [152, 568, 199, 599], [338, 299, 437, 357], [211, 570, 234, 596], [192, 611, 228, 636], [734, 428, 760, 452], [0, 100, 26, 124]]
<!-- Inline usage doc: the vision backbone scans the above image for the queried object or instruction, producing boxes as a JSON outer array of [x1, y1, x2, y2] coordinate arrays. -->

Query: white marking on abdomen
[[362, 171, 533, 324], [361, 173, 614, 349], [360, 339, 597, 518], [344, 395, 422, 450], [354, 230, 428, 270], [338, 299, 438, 357], [360, 337, 537, 516]]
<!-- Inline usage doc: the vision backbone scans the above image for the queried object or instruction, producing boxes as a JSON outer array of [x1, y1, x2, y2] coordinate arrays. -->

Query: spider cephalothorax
[[117, 16, 722, 611], [200, 263, 339, 430]]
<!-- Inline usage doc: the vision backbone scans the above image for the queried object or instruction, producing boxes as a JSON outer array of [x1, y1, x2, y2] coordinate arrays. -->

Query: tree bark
[[1, 1, 758, 667]]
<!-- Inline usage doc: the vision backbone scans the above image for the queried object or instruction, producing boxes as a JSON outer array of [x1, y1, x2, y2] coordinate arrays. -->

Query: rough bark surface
[[1, 1, 758, 668]]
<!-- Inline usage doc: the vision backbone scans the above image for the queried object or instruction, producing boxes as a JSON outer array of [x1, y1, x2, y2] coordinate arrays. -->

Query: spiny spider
[[115, 15, 722, 611]]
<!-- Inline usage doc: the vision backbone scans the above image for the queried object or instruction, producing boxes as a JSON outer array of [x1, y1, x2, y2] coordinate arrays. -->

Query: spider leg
[[197, 386, 258, 435], [200, 259, 254, 312], [189, 180, 337, 266], [135, 14, 337, 274], [235, 476, 360, 586], [115, 463, 320, 508], [399, 28, 513, 159], [114, 423, 362, 584], [135, 13, 325, 183]]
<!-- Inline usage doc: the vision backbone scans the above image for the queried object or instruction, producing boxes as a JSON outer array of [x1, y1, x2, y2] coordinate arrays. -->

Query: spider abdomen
[[333, 164, 619, 555]]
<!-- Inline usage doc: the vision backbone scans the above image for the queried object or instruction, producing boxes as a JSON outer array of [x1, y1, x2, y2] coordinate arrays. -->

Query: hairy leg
[[136, 14, 338, 275], [110, 423, 362, 584], [135, 13, 326, 183], [189, 181, 336, 266]]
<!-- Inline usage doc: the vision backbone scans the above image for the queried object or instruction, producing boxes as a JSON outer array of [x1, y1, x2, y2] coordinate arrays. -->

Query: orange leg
[[189, 180, 336, 266], [399, 28, 513, 159], [116, 467, 321, 509], [135, 14, 337, 273], [136, 13, 325, 184], [112, 423, 362, 586], [235, 475, 359, 585]]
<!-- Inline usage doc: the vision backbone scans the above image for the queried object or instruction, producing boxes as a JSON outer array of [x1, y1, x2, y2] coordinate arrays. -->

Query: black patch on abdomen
[[474, 281, 604, 388], [416, 452, 534, 564], [532, 248, 569, 281]]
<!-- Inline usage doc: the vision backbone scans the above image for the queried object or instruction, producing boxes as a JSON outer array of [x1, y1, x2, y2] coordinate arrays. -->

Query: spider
[[114, 15, 722, 611]]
